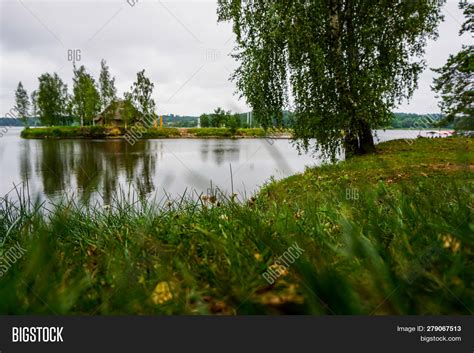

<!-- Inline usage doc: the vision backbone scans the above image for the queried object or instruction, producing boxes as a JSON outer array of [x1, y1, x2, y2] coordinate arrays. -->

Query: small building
[[94, 100, 141, 127]]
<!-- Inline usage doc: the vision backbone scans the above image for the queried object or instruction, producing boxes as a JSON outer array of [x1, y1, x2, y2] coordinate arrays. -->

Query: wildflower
[[151, 281, 173, 305], [86, 245, 97, 256], [442, 235, 461, 253], [294, 209, 304, 220], [269, 263, 288, 277]]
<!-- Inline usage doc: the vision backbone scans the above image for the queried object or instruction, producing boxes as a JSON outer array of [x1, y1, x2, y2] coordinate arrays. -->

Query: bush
[[237, 128, 266, 137], [187, 128, 233, 137], [141, 128, 181, 138]]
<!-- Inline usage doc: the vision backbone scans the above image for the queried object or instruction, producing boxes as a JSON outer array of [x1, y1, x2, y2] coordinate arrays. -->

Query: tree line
[[14, 60, 156, 127], [199, 108, 241, 132], [199, 109, 294, 130], [388, 113, 446, 129]]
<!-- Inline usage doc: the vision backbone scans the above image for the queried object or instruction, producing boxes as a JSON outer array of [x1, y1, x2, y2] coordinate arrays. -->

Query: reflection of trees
[[19, 140, 31, 187], [211, 142, 240, 166], [200, 140, 209, 163], [75, 142, 102, 203], [37, 140, 74, 198], [200, 140, 241, 166], [136, 149, 156, 197], [33, 139, 157, 204]]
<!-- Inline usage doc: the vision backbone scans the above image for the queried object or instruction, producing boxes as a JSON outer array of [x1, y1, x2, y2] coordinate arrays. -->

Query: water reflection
[[28, 139, 157, 204], [2, 128, 435, 205], [199, 140, 242, 165], [8, 136, 316, 204], [14, 138, 264, 203]]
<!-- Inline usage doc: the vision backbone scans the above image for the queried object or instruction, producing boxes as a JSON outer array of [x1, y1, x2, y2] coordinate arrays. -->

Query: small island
[[20, 125, 292, 140]]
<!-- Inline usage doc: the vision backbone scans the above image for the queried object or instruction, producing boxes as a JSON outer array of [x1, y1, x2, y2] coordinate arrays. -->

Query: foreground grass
[[20, 126, 283, 139], [0, 138, 472, 314]]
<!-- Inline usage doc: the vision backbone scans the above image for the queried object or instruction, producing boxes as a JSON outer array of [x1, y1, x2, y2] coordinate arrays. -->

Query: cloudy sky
[[0, 0, 469, 116]]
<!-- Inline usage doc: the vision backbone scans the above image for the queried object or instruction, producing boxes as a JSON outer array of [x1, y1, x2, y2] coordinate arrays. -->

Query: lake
[[0, 127, 439, 205]]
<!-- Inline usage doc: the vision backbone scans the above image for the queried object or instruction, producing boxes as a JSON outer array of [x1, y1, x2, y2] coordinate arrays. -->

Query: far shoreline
[[18, 126, 454, 141], [19, 126, 293, 140]]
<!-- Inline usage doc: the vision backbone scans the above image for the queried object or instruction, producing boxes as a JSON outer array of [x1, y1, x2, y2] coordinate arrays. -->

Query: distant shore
[[20, 126, 293, 140]]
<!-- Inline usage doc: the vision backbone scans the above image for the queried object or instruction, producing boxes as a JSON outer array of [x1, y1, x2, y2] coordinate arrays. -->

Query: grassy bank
[[20, 126, 284, 139], [0, 138, 472, 314]]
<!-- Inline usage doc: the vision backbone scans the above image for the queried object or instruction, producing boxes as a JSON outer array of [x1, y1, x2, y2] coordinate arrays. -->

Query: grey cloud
[[0, 0, 469, 116]]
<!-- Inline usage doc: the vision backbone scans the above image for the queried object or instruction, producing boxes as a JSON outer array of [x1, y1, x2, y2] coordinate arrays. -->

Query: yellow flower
[[294, 209, 304, 220], [442, 235, 461, 253], [151, 281, 173, 305], [269, 263, 288, 277], [451, 239, 461, 253], [254, 253, 262, 261]]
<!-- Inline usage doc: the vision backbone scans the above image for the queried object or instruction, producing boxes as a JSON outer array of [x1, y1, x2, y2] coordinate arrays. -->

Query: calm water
[[0, 127, 437, 204]]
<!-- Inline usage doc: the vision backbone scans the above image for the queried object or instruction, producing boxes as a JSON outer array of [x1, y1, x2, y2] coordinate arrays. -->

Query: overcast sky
[[0, 0, 470, 116]]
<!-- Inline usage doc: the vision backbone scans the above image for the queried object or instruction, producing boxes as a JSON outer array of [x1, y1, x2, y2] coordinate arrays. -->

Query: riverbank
[[20, 126, 291, 139], [0, 138, 472, 314]]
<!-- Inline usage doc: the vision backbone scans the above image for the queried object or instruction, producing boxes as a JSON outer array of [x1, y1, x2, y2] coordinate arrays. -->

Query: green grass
[[0, 138, 472, 315]]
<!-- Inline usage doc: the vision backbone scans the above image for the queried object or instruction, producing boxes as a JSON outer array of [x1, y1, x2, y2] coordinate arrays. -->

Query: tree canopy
[[37, 73, 69, 126], [15, 60, 157, 128], [130, 69, 156, 118], [218, 0, 445, 158], [99, 59, 117, 114], [14, 81, 30, 126], [72, 65, 101, 126], [30, 90, 39, 118], [432, 1, 473, 130]]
